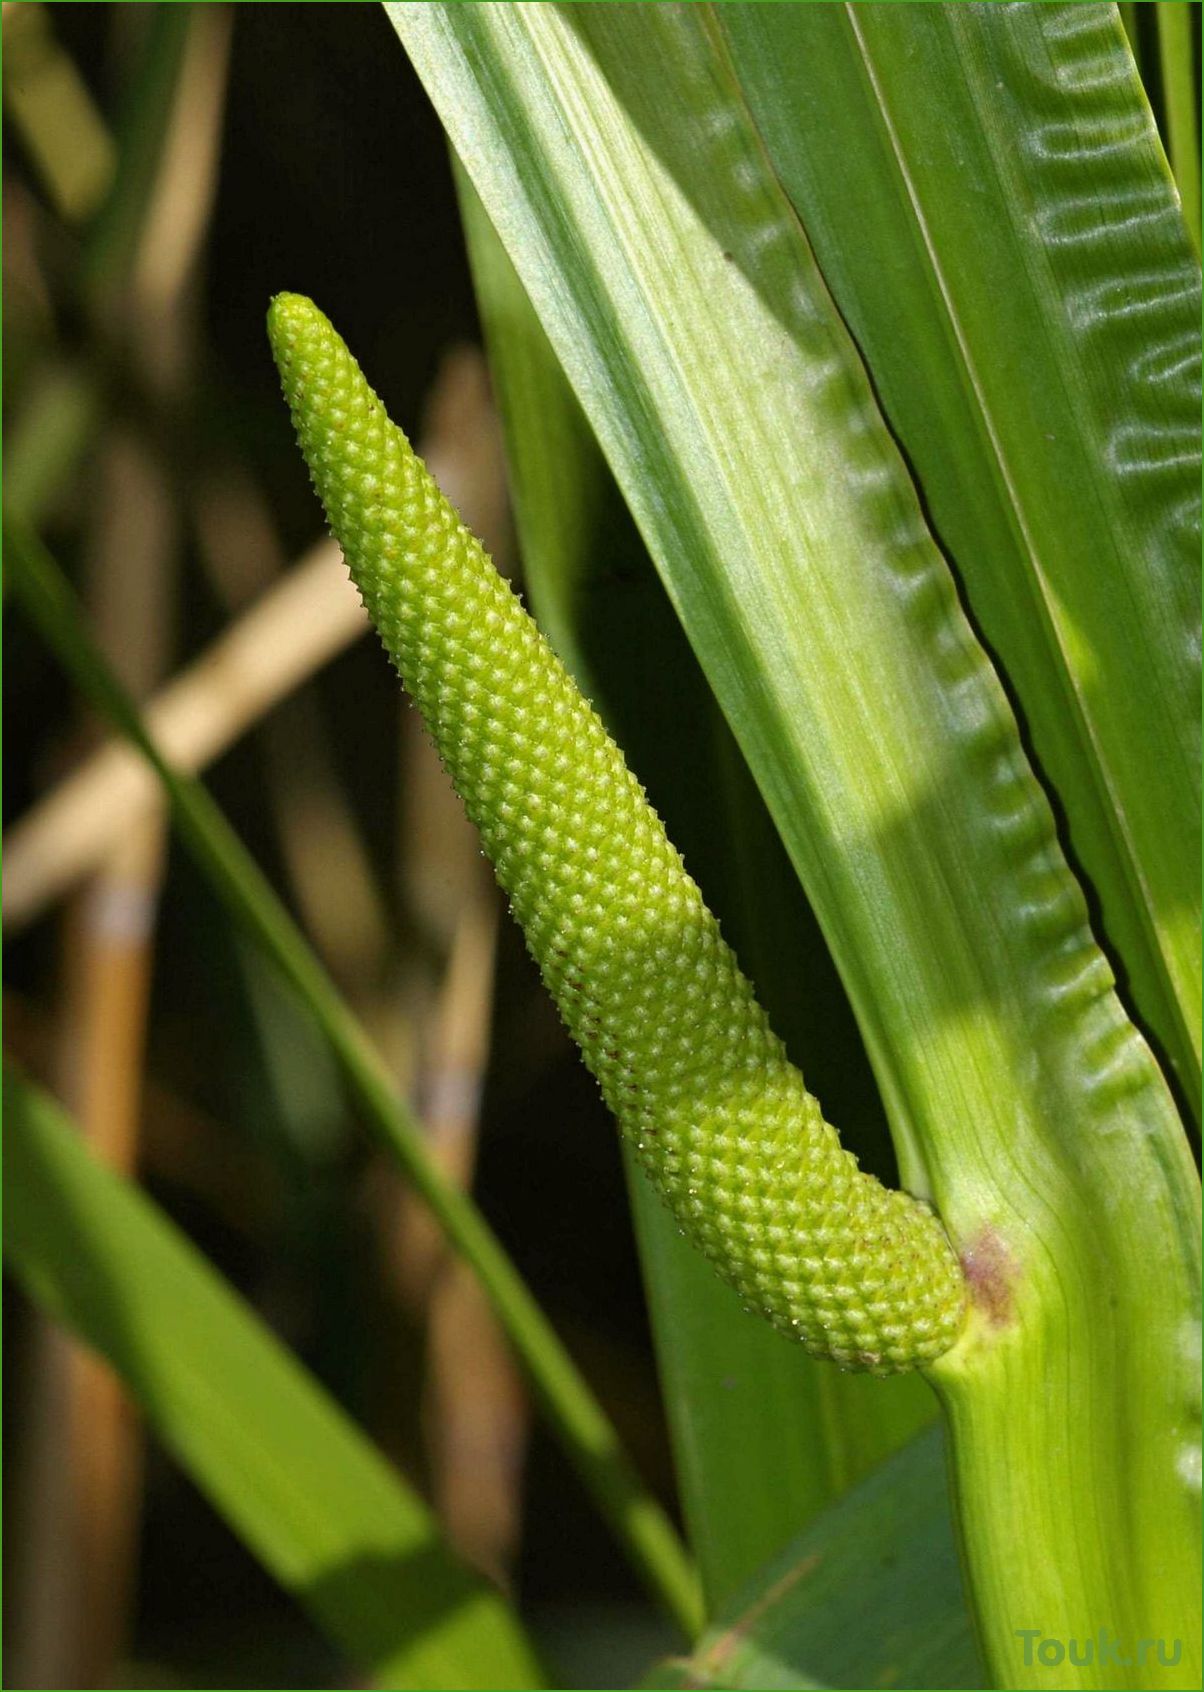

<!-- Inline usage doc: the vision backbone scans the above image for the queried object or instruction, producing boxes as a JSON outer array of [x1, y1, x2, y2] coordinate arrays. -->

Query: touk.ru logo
[[1015, 1629, 1183, 1670]]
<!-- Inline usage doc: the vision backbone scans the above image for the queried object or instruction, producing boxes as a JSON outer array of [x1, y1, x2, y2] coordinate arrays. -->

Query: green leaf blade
[[390, 5, 1201, 1682], [646, 1425, 984, 1692], [3, 1067, 545, 1692], [720, 0, 1202, 1116]]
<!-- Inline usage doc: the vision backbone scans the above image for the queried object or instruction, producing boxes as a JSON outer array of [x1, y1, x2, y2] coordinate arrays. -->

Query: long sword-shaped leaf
[[457, 166, 935, 1611], [390, 7, 1201, 1685], [3, 1066, 543, 1691], [2, 515, 701, 1639], [718, 0, 1202, 1119]]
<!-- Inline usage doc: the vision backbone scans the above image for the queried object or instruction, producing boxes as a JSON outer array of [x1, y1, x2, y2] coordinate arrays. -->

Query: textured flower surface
[[268, 292, 966, 1372]]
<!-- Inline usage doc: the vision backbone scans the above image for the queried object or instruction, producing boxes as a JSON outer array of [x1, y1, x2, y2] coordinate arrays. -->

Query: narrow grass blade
[[457, 168, 935, 1610], [3, 514, 701, 1641], [1156, 1, 1201, 251], [719, 0, 1202, 1117], [3, 1066, 544, 1691], [643, 1425, 983, 1692], [390, 8, 1201, 1683]]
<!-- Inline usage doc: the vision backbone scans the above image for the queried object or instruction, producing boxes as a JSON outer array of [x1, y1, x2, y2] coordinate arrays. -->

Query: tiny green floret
[[267, 292, 966, 1372]]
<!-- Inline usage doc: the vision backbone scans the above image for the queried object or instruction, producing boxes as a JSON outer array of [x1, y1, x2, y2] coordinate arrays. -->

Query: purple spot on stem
[[960, 1227, 1017, 1327]]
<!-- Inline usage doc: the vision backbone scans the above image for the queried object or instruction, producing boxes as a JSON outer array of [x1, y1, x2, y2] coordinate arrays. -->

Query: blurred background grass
[[3, 7, 678, 1685]]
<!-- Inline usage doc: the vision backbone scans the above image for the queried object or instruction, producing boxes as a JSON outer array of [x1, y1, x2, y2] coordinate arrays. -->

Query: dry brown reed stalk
[[51, 429, 175, 1692], [192, 470, 392, 998], [2, 539, 364, 930], [8, 14, 234, 1686]]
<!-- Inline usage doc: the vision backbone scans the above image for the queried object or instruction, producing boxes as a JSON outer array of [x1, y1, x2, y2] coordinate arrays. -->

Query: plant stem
[[1156, 2, 1201, 252], [3, 514, 703, 1642]]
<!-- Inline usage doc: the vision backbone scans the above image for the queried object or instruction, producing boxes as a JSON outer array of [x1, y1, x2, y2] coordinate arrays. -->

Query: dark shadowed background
[[4, 7, 678, 1685]]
